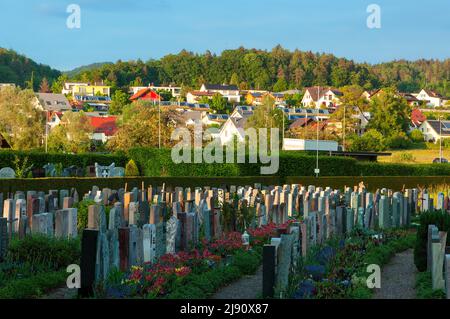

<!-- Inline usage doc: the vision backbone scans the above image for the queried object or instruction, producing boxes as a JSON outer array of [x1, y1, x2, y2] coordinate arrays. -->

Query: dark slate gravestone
[[119, 227, 130, 272], [262, 244, 276, 299], [79, 229, 99, 298]]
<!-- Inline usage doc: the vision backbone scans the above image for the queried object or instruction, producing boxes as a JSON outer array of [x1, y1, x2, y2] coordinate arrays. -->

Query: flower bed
[[100, 222, 287, 299], [290, 228, 416, 299]]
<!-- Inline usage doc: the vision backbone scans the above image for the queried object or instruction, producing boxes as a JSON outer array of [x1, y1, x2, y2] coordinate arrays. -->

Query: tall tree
[[39, 77, 50, 93]]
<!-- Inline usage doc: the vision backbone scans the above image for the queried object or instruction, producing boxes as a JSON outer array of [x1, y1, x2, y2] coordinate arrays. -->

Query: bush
[[75, 199, 96, 232], [410, 130, 424, 143], [413, 211, 450, 272], [7, 235, 81, 271], [385, 131, 412, 150], [0, 150, 127, 171], [125, 159, 139, 176], [415, 271, 446, 299], [0, 270, 67, 299]]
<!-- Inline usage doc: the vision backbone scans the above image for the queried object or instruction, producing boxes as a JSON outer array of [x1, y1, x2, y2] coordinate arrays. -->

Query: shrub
[[394, 152, 416, 163], [413, 211, 450, 272], [385, 131, 412, 149], [76, 199, 96, 232], [125, 159, 139, 176], [415, 271, 446, 299], [0, 270, 67, 299], [410, 130, 424, 143], [7, 235, 80, 271]]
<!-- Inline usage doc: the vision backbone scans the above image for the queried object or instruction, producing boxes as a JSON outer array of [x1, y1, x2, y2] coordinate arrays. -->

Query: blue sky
[[0, 0, 448, 71]]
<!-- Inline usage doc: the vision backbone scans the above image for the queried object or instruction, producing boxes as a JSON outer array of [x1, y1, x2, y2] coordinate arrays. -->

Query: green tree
[[410, 129, 424, 143], [273, 78, 288, 92], [109, 90, 129, 115], [0, 87, 44, 150], [51, 74, 68, 94], [367, 89, 411, 137], [39, 77, 50, 93], [210, 93, 228, 113], [48, 111, 93, 153], [348, 129, 386, 152], [230, 73, 239, 86]]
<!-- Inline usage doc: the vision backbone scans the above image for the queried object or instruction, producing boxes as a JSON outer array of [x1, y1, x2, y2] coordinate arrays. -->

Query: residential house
[[186, 91, 214, 104], [181, 110, 203, 126], [301, 86, 342, 109], [361, 89, 381, 101], [410, 108, 426, 129], [130, 84, 181, 98], [246, 92, 265, 106], [218, 106, 254, 145], [48, 111, 64, 130], [34, 93, 72, 112], [130, 88, 161, 102], [70, 82, 111, 97], [202, 114, 229, 127], [89, 116, 118, 143], [415, 89, 447, 107], [62, 82, 89, 95], [399, 93, 420, 106], [270, 93, 285, 105], [199, 84, 241, 103], [418, 120, 450, 143]]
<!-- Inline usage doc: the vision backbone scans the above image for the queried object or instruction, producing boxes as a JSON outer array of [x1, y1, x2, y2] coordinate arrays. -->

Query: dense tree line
[[69, 46, 450, 96], [0, 48, 61, 91], [1, 46, 449, 97]]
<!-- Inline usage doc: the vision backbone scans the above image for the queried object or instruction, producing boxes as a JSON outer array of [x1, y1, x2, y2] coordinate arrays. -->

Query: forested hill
[[0, 48, 60, 91], [70, 46, 450, 96], [64, 62, 113, 78], [1, 46, 449, 96]]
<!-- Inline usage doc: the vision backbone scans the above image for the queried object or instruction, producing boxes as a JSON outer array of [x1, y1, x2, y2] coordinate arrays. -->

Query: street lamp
[[342, 105, 346, 152], [158, 95, 161, 149]]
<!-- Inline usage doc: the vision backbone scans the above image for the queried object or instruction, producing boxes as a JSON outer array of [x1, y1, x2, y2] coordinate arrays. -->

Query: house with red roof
[[89, 116, 118, 143], [410, 108, 426, 129], [130, 88, 161, 102]]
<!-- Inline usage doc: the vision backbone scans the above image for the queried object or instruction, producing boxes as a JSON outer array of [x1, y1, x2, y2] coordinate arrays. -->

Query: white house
[[415, 89, 446, 107], [218, 107, 254, 145], [186, 91, 214, 104], [130, 84, 181, 98], [202, 113, 229, 127], [200, 84, 241, 103], [301, 86, 342, 108], [418, 120, 450, 143]]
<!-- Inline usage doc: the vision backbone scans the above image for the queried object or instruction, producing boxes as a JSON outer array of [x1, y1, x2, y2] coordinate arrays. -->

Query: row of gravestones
[[0, 188, 81, 262], [0, 162, 125, 179], [262, 185, 424, 298], [78, 183, 423, 297], [427, 225, 450, 299]]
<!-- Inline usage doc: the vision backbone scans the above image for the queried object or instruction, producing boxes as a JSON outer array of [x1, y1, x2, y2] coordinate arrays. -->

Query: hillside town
[[1, 79, 449, 157]]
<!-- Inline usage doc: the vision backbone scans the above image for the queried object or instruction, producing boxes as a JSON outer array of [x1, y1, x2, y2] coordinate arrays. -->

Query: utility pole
[[45, 110, 49, 153], [315, 86, 320, 177], [439, 115, 442, 162], [343, 105, 346, 152], [158, 95, 161, 149]]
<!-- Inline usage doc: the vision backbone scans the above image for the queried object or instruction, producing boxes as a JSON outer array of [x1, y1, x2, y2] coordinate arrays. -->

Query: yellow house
[[72, 84, 111, 97]]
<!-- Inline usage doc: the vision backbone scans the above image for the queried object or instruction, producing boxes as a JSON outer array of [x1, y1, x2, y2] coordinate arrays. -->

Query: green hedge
[[413, 211, 450, 272], [127, 148, 450, 177], [0, 150, 128, 170]]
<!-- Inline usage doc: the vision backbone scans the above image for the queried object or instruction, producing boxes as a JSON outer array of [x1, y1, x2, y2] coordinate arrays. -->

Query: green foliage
[[76, 199, 96, 232], [210, 93, 228, 112], [348, 130, 386, 152], [0, 150, 127, 171], [125, 159, 140, 176], [410, 129, 425, 143], [13, 155, 33, 178], [0, 270, 67, 299], [415, 271, 446, 299], [109, 90, 129, 115], [413, 210, 450, 271], [7, 235, 80, 271]]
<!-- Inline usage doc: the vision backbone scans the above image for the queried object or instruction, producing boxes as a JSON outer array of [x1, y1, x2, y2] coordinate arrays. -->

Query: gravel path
[[41, 287, 77, 299], [373, 249, 417, 299], [211, 265, 263, 299]]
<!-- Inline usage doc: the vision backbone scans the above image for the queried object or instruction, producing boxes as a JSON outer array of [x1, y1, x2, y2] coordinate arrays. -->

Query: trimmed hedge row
[[3, 176, 450, 195], [0, 176, 282, 195], [0, 150, 128, 170], [127, 148, 450, 177]]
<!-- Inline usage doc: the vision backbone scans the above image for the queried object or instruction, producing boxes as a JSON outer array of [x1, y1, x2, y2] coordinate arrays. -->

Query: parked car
[[432, 157, 449, 163]]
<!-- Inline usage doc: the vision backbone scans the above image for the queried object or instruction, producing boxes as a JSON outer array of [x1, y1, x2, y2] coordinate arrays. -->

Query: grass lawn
[[379, 149, 450, 164]]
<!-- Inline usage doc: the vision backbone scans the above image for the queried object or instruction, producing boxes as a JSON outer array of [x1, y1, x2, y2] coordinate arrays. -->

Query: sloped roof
[[36, 93, 71, 111], [90, 116, 118, 136], [423, 89, 444, 99], [411, 108, 426, 127], [130, 88, 161, 101], [426, 120, 450, 136], [203, 84, 238, 91]]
